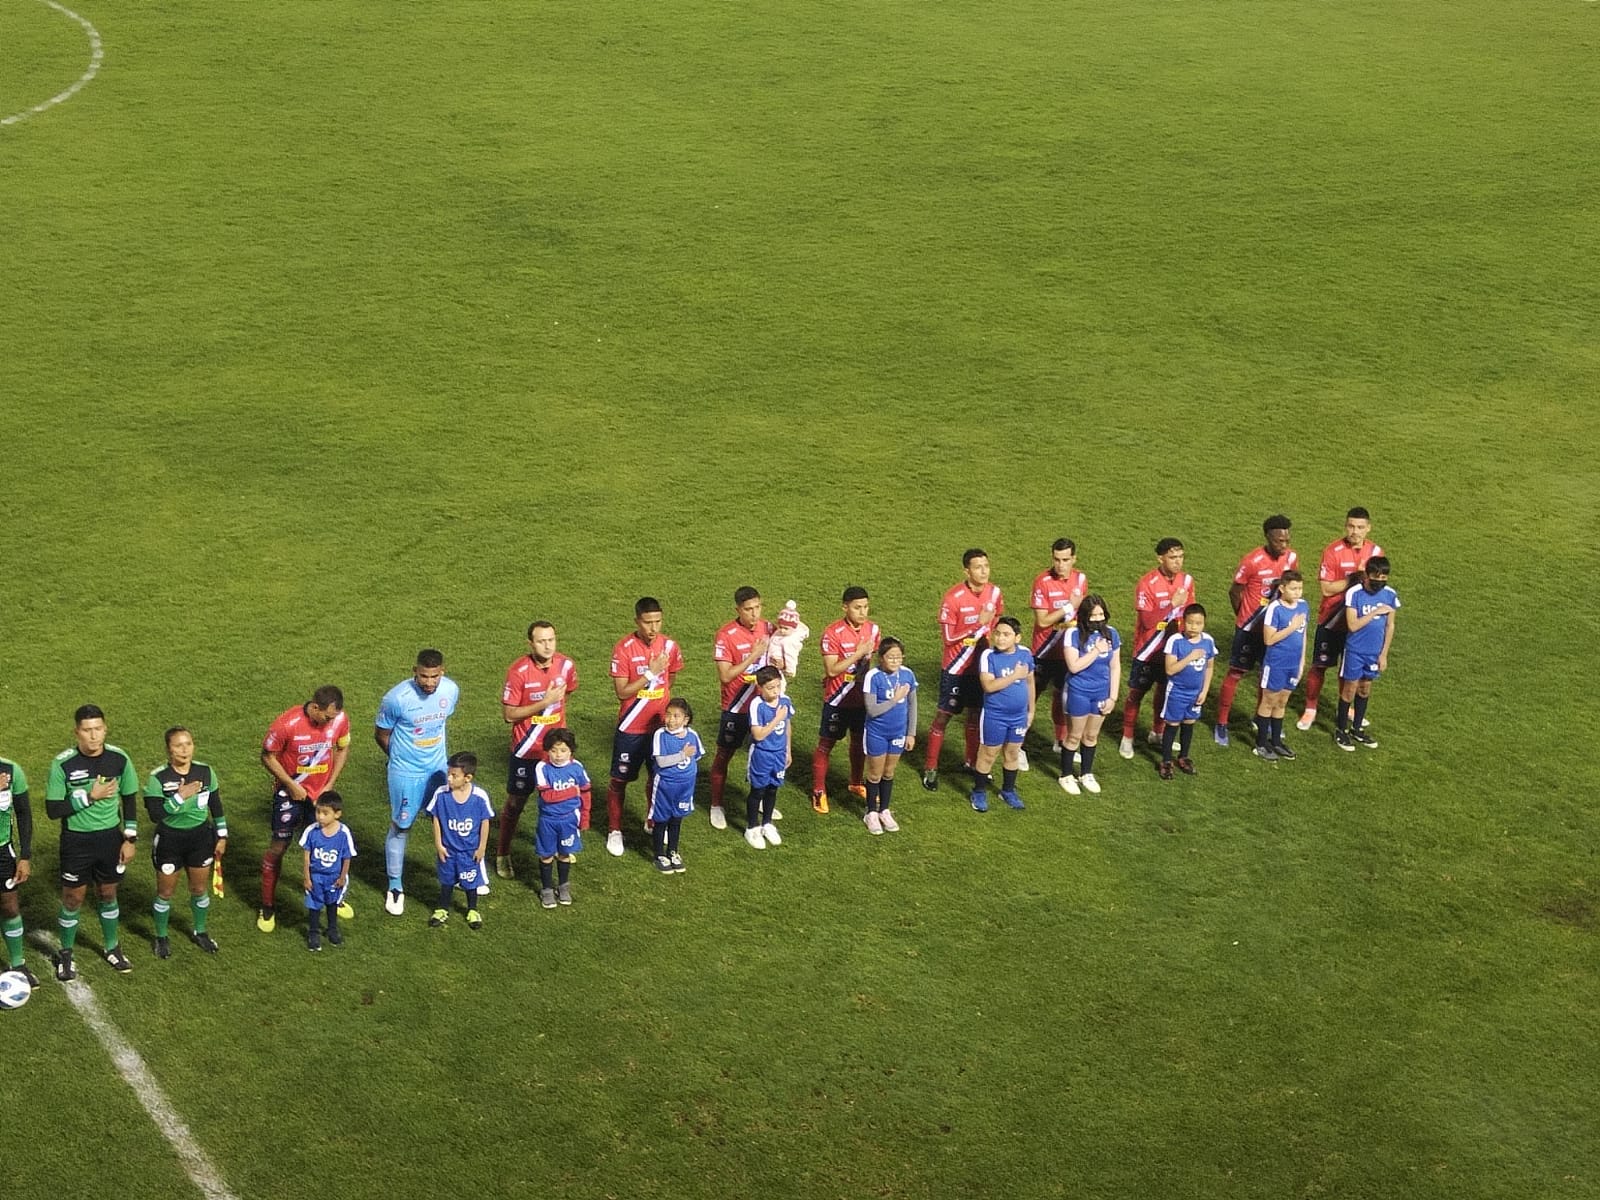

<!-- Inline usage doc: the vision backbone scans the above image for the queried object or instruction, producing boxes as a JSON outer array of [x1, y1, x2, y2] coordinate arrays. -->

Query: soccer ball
[[0, 970, 31, 1010]]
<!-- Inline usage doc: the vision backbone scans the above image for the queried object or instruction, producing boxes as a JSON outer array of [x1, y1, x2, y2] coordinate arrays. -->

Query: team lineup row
[[0, 508, 1399, 989]]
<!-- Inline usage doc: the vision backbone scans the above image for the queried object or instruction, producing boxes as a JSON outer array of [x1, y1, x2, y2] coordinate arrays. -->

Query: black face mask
[[1364, 579, 1388, 593], [1087, 620, 1107, 636]]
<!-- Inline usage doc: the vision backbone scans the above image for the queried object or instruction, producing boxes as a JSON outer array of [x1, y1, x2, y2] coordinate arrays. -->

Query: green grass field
[[2, 1, 1597, 1197]]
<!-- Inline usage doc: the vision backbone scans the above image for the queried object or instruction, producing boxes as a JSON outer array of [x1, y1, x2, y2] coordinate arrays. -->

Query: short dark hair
[[635, 597, 662, 618], [1051, 538, 1077, 554], [1364, 556, 1391, 577], [164, 726, 191, 748], [546, 728, 577, 753], [1277, 569, 1304, 585], [311, 685, 344, 710], [996, 615, 1022, 635], [1155, 538, 1184, 556], [416, 648, 444, 669], [1347, 507, 1371, 521], [754, 665, 784, 687], [74, 704, 106, 726], [315, 790, 344, 814], [448, 751, 478, 775], [962, 548, 988, 567], [1263, 514, 1291, 535], [527, 619, 555, 639], [1182, 603, 1206, 620], [841, 586, 869, 604], [733, 586, 760, 606], [666, 697, 694, 724], [877, 636, 905, 659]]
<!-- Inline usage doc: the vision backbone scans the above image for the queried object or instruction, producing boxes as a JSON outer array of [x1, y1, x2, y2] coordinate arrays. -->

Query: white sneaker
[[744, 827, 765, 850], [384, 889, 404, 916], [771, 807, 783, 821], [709, 805, 727, 830], [1118, 736, 1135, 760], [1016, 749, 1030, 772], [1296, 708, 1316, 732], [605, 830, 624, 857], [864, 811, 884, 835], [1146, 730, 1162, 746], [879, 809, 899, 833], [1051, 739, 1065, 753], [761, 823, 782, 846], [1080, 773, 1101, 795], [1058, 774, 1081, 796]]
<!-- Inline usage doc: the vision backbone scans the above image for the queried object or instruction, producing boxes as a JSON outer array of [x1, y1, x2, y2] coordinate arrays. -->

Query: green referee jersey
[[0, 757, 27, 849], [46, 745, 140, 833], [144, 762, 226, 835]]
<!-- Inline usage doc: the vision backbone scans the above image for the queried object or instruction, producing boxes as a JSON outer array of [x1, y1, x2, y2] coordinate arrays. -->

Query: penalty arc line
[[1, 1, 103, 127], [28, 932, 241, 1200]]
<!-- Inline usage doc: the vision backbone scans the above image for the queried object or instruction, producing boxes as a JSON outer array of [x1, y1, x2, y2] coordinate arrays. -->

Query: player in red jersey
[[1298, 507, 1385, 730], [1029, 538, 1088, 752], [605, 597, 684, 857], [1118, 539, 1198, 759], [257, 686, 351, 932], [496, 620, 579, 877], [811, 586, 881, 813], [709, 587, 775, 831], [922, 549, 1004, 790], [1212, 515, 1298, 746]]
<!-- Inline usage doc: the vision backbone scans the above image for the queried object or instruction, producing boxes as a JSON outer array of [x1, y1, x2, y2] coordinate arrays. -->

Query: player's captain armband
[[303, 763, 329, 776], [961, 637, 977, 647], [531, 713, 560, 725], [741, 673, 757, 684], [639, 686, 666, 701]]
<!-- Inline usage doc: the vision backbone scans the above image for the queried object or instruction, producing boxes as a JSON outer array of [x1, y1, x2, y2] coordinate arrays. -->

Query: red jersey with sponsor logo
[[1030, 568, 1088, 657], [1317, 537, 1385, 624], [262, 705, 351, 800], [1232, 547, 1299, 630], [502, 652, 579, 760], [610, 633, 684, 734], [713, 618, 775, 713], [1132, 569, 1198, 661], [820, 618, 880, 707], [938, 582, 1004, 673]]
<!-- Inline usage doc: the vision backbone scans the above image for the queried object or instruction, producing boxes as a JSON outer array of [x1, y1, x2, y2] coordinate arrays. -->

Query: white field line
[[2, 1, 103, 127], [28, 932, 241, 1200]]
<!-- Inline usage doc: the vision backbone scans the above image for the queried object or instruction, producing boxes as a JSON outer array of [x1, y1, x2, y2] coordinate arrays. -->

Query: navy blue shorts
[[818, 702, 865, 743], [716, 709, 750, 751], [611, 730, 651, 783], [936, 669, 982, 715]]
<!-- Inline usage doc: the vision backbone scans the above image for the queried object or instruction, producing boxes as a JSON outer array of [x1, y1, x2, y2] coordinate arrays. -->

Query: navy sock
[[652, 823, 668, 857], [1336, 699, 1351, 731], [438, 883, 453, 910], [880, 777, 894, 809], [1255, 716, 1269, 747], [667, 819, 681, 852], [466, 890, 478, 911], [1271, 716, 1284, 744], [539, 861, 554, 890], [865, 778, 881, 810], [974, 772, 993, 792], [760, 786, 777, 824], [557, 860, 571, 886], [1161, 726, 1177, 761], [1353, 694, 1369, 729], [1002, 768, 1018, 792], [1178, 723, 1194, 756], [324, 910, 340, 939], [747, 792, 761, 829], [1080, 744, 1096, 775]]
